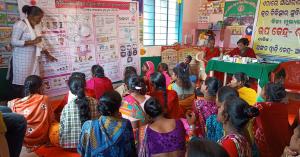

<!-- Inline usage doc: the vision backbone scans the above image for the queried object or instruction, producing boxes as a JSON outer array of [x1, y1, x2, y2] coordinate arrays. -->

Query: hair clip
[[135, 86, 142, 90]]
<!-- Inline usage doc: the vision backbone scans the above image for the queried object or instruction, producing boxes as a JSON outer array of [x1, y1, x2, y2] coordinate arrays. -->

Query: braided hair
[[68, 76, 90, 126], [150, 72, 168, 113]]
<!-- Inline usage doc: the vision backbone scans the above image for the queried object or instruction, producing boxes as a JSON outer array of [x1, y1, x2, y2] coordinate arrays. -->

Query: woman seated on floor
[[253, 82, 288, 157], [218, 96, 259, 157], [86, 64, 113, 100], [120, 74, 150, 147], [8, 75, 54, 151], [170, 64, 195, 100], [78, 91, 137, 157], [189, 77, 222, 136], [139, 97, 186, 157], [149, 72, 184, 119], [55, 72, 96, 120], [115, 66, 138, 96], [0, 106, 26, 157], [58, 76, 100, 150]]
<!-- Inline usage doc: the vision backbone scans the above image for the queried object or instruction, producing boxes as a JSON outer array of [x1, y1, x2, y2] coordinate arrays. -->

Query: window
[[143, 0, 181, 46]]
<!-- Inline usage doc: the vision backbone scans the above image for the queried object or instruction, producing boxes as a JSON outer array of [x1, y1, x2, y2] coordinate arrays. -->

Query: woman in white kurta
[[10, 5, 55, 97]]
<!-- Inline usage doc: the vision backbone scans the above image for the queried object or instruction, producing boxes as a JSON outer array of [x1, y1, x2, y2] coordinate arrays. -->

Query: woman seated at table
[[78, 91, 137, 157], [228, 72, 257, 106], [149, 72, 184, 119], [228, 38, 256, 58], [140, 97, 186, 156], [195, 37, 221, 81], [199, 37, 220, 64], [59, 76, 100, 149], [170, 64, 195, 100], [8, 75, 54, 150]]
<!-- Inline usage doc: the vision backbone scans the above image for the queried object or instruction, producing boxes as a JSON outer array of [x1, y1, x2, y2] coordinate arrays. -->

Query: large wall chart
[[17, 0, 140, 96]]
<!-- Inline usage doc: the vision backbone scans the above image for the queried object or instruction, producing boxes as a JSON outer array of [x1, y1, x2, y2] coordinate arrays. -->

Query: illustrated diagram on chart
[[70, 44, 96, 79], [17, 0, 140, 97], [94, 13, 119, 63], [42, 73, 70, 97], [65, 14, 94, 44], [100, 62, 120, 82], [40, 48, 70, 77], [119, 43, 138, 63]]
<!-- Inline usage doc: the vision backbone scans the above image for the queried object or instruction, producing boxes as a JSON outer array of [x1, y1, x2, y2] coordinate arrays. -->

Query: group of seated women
[[0, 47, 299, 157]]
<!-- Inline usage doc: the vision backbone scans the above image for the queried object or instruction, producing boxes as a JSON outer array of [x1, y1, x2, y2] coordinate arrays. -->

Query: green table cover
[[205, 59, 279, 88]]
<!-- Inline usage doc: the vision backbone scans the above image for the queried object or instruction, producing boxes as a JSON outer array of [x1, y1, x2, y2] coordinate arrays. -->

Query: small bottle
[[219, 52, 223, 60]]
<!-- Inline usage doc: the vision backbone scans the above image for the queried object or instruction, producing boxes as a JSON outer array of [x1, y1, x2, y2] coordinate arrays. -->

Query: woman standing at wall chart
[[10, 5, 56, 98]]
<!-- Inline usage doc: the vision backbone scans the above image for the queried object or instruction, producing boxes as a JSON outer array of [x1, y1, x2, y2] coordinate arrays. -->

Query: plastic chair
[[271, 61, 300, 93], [287, 99, 300, 126], [254, 102, 293, 157]]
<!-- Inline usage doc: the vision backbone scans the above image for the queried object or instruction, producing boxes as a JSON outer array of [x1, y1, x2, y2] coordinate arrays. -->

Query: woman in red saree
[[196, 38, 223, 82], [8, 75, 54, 150], [149, 72, 184, 119], [228, 38, 256, 58], [86, 64, 113, 100], [203, 38, 221, 64]]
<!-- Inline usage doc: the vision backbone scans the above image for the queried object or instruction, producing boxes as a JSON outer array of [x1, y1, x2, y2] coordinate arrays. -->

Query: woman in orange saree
[[8, 75, 54, 150]]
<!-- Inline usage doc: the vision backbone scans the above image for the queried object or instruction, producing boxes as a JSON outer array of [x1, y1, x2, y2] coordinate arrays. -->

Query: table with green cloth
[[205, 59, 279, 88]]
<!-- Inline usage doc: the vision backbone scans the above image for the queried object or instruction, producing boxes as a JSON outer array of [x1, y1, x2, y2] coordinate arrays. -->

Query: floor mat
[[35, 146, 80, 157]]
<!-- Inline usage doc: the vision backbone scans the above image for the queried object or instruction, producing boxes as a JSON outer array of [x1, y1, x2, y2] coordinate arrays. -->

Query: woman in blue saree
[[78, 91, 137, 157]]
